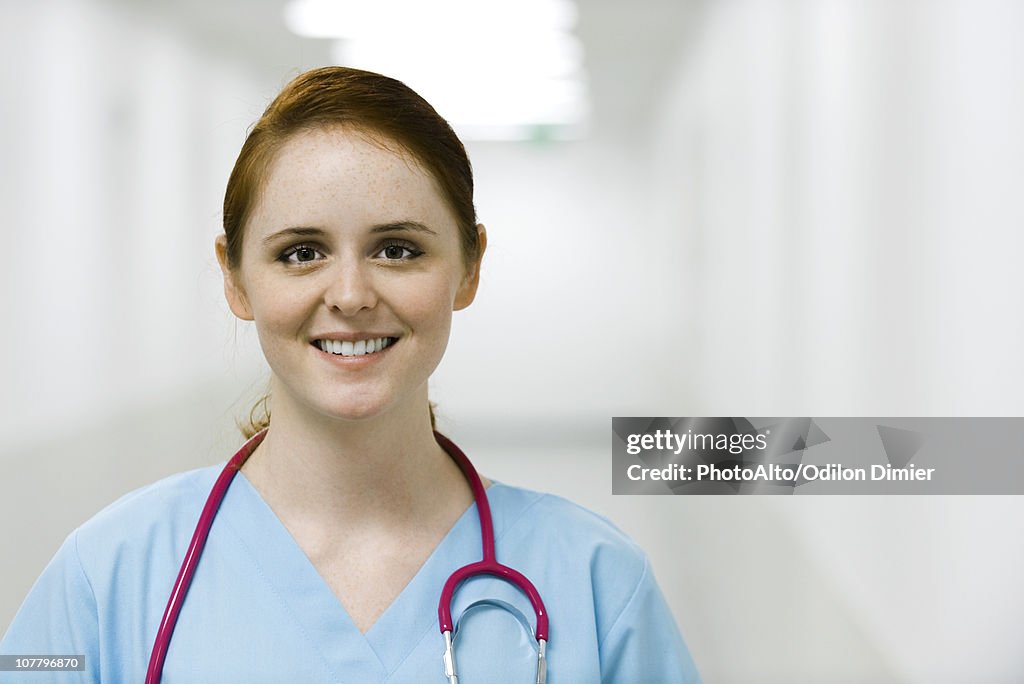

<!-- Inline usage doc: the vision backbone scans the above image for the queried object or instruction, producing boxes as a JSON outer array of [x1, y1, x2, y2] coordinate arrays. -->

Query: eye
[[375, 240, 424, 261], [278, 243, 325, 265]]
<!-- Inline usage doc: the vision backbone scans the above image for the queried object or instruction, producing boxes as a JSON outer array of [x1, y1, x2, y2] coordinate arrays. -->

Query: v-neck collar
[[219, 469, 496, 678]]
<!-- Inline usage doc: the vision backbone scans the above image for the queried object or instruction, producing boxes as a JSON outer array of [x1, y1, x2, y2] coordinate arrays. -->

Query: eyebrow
[[261, 227, 324, 246], [261, 221, 437, 246], [371, 221, 438, 236]]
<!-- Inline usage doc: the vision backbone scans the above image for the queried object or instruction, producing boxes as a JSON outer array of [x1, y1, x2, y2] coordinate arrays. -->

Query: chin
[[290, 380, 426, 425], [314, 396, 400, 424], [319, 405, 387, 423]]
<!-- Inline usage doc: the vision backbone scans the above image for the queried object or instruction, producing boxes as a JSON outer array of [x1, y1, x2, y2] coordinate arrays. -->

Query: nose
[[323, 259, 378, 316]]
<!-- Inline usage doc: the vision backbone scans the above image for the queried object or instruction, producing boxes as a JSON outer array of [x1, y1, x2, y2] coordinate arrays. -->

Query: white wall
[[0, 0, 271, 633], [660, 0, 1024, 417], [647, 1, 1024, 681], [0, 0, 271, 454]]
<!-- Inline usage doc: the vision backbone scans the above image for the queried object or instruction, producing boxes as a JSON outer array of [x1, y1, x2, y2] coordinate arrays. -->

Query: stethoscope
[[145, 429, 549, 684]]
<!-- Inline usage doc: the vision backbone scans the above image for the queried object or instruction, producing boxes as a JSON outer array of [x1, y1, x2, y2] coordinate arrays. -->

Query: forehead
[[246, 126, 456, 238]]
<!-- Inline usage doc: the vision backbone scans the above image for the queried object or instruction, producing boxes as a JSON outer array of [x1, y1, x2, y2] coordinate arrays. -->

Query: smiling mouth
[[313, 337, 398, 357]]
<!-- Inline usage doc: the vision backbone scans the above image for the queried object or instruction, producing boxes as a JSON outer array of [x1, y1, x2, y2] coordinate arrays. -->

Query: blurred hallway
[[2, 1, 1023, 681]]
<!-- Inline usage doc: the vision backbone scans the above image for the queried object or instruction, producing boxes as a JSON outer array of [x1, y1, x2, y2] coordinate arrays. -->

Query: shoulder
[[72, 464, 223, 574], [490, 482, 645, 558], [480, 483, 700, 681], [78, 463, 222, 536], [0, 464, 227, 675], [487, 482, 649, 607]]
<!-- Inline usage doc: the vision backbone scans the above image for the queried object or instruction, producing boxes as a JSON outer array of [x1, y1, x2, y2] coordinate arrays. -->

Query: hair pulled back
[[223, 67, 479, 436]]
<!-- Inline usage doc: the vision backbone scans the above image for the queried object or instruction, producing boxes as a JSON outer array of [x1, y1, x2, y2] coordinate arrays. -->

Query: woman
[[0, 67, 700, 683]]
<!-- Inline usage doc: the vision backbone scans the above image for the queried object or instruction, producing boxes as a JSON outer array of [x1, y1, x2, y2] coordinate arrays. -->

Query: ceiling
[[105, 0, 699, 140]]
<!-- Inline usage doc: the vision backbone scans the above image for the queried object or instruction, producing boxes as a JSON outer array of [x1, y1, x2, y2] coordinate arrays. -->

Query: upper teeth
[[316, 337, 394, 357]]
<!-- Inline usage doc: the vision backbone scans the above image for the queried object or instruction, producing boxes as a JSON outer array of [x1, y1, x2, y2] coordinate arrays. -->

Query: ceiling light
[[283, 0, 589, 140]]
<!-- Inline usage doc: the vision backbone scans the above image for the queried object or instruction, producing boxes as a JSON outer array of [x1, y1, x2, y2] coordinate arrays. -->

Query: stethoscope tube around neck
[[145, 429, 549, 684]]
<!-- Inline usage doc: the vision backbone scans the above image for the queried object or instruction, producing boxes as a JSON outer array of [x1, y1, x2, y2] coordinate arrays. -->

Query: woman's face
[[216, 127, 484, 424]]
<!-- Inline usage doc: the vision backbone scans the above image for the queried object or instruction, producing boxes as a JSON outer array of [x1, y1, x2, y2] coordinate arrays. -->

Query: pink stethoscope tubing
[[145, 429, 549, 684]]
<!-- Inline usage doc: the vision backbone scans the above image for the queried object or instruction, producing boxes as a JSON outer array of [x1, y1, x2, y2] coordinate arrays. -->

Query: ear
[[215, 235, 254, 321], [454, 224, 487, 311]]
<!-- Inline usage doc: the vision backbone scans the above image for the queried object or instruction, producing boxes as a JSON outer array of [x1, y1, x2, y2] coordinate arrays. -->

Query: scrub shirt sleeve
[[0, 531, 100, 683], [598, 556, 701, 684]]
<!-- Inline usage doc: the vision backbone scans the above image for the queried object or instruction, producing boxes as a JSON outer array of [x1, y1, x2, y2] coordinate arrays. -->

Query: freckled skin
[[217, 127, 483, 425]]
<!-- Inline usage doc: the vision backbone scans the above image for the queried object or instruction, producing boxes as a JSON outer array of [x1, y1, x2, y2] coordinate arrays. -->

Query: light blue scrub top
[[1, 462, 701, 683]]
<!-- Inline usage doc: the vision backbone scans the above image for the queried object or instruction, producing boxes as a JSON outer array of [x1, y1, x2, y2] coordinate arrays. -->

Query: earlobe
[[454, 224, 487, 311], [215, 235, 254, 321]]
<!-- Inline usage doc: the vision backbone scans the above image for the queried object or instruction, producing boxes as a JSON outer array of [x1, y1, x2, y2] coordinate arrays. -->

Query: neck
[[240, 381, 473, 531]]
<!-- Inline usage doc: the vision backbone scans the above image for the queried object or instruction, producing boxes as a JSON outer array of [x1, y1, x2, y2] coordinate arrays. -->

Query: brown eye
[[278, 243, 325, 265], [375, 241, 423, 261]]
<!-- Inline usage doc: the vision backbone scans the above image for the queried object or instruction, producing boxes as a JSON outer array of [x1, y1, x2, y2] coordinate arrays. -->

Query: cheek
[[246, 278, 312, 339], [397, 272, 460, 335]]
